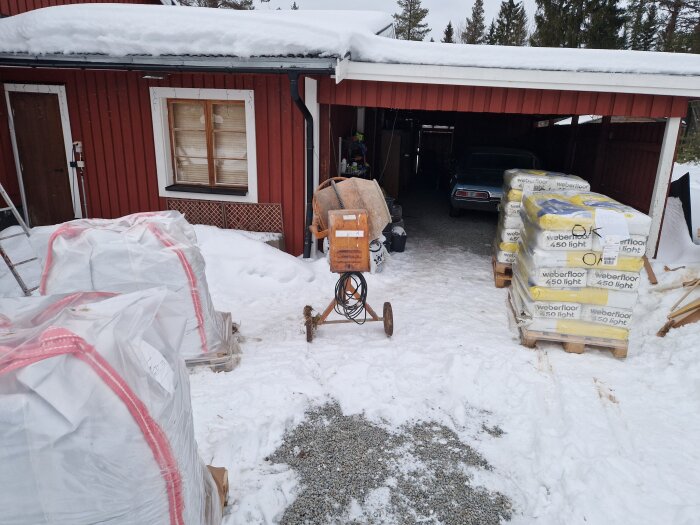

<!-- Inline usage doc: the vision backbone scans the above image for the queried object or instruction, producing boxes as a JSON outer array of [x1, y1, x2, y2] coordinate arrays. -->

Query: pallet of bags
[[39, 211, 239, 371], [493, 169, 590, 288], [0, 289, 224, 524], [509, 191, 651, 358]]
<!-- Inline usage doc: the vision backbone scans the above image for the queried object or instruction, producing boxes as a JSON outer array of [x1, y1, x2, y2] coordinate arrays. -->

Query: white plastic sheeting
[[39, 212, 230, 365], [0, 289, 222, 525]]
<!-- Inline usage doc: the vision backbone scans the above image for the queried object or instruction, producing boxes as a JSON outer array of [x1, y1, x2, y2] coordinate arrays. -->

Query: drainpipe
[[289, 72, 315, 259]]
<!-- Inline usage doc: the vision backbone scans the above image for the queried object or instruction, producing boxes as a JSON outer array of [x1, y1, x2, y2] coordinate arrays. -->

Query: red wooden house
[[0, 1, 698, 256]]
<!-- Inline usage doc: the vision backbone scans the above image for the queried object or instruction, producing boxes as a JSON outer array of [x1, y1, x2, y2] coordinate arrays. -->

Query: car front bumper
[[450, 189, 502, 212]]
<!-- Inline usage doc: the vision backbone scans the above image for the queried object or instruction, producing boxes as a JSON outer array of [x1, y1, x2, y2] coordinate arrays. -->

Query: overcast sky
[[257, 0, 538, 40]]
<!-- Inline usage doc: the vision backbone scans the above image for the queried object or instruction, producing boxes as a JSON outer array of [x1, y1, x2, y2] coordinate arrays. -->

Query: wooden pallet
[[518, 327, 628, 358], [492, 256, 513, 288]]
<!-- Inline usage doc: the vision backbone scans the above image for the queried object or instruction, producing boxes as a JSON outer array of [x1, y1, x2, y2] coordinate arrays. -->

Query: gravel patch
[[267, 402, 512, 525]]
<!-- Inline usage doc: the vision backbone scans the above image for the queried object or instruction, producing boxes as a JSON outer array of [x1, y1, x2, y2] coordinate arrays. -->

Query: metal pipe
[[289, 72, 315, 259]]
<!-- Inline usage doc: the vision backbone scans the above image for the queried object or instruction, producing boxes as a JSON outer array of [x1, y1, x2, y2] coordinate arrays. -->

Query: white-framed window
[[150, 87, 258, 203]]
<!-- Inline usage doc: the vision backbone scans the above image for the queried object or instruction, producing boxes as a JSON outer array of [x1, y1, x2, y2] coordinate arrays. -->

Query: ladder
[[0, 183, 38, 296]]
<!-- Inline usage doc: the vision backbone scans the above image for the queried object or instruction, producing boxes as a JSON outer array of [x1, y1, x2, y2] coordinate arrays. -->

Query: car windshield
[[465, 153, 536, 170]]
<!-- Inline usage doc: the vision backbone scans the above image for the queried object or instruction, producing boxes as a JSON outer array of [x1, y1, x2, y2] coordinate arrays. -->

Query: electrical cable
[[334, 271, 368, 325]]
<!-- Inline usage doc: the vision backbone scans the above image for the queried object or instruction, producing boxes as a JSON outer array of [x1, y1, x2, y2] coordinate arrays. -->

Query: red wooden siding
[[0, 69, 307, 254], [318, 78, 689, 118], [0, 0, 159, 16], [572, 121, 666, 213]]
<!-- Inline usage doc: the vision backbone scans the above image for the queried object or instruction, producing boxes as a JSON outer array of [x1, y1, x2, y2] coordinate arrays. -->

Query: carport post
[[647, 117, 682, 258]]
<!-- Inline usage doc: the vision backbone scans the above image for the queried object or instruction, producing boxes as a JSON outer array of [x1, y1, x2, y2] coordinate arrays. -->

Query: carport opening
[[321, 104, 667, 254]]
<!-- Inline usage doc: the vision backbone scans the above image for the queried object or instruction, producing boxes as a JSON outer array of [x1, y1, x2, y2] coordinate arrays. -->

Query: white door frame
[[647, 116, 682, 258], [4, 83, 82, 225]]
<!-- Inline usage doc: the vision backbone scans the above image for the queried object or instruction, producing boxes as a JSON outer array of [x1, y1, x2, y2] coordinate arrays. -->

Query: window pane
[[175, 157, 209, 185], [214, 131, 247, 159], [213, 102, 246, 131], [173, 130, 207, 158], [215, 159, 248, 187], [172, 102, 205, 129]]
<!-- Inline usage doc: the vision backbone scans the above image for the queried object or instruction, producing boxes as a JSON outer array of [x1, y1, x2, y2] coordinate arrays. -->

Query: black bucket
[[382, 223, 393, 252], [391, 226, 407, 253]]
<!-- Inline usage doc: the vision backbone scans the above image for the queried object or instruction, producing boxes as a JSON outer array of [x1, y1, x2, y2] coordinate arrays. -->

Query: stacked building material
[[0, 290, 223, 524], [510, 191, 651, 345], [494, 169, 590, 267], [39, 211, 238, 370]]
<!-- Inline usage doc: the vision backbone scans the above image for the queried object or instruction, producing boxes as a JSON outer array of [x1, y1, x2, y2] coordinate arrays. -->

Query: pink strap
[[0, 327, 184, 525], [146, 224, 208, 354], [39, 223, 83, 294]]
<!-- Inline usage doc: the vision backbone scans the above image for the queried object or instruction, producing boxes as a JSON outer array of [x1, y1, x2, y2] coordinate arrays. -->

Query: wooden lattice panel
[[166, 199, 225, 228], [224, 202, 283, 233], [166, 198, 283, 234]]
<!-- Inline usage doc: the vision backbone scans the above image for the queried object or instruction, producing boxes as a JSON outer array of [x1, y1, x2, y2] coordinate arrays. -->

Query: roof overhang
[[335, 59, 700, 98], [0, 53, 337, 74]]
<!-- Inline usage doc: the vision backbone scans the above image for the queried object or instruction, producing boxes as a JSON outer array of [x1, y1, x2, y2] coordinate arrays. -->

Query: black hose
[[334, 272, 368, 325]]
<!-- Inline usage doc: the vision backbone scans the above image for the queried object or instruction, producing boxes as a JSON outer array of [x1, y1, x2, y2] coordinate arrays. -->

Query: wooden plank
[[643, 256, 658, 285]]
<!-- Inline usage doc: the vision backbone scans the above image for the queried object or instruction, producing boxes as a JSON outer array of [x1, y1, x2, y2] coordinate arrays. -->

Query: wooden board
[[492, 256, 513, 289]]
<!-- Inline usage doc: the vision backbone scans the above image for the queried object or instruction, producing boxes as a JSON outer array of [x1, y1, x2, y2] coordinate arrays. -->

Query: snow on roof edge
[[0, 4, 699, 79]]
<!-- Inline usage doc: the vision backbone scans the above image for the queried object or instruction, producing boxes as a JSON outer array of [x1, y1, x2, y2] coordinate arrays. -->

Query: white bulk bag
[[39, 212, 228, 364], [0, 290, 222, 525]]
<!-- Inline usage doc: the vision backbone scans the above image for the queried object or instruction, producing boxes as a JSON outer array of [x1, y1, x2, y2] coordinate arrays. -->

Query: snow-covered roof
[[0, 5, 393, 60], [0, 4, 699, 97]]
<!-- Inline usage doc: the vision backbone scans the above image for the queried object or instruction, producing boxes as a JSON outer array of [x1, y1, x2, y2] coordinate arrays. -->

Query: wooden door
[[9, 91, 75, 226]]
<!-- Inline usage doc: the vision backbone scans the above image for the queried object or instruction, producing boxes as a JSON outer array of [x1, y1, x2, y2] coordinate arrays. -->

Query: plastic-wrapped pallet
[[510, 191, 650, 346], [0, 289, 223, 525], [494, 170, 590, 269], [39, 211, 236, 369]]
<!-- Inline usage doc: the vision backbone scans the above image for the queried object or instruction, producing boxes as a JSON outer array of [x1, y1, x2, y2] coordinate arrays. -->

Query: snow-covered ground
[[1, 196, 699, 524], [188, 196, 700, 525]]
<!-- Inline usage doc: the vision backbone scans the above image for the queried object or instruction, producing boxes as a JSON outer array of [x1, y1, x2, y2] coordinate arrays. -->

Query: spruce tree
[[640, 2, 660, 49], [443, 21, 455, 42], [530, 0, 587, 47], [627, 0, 659, 50], [486, 20, 497, 44], [393, 0, 431, 41], [462, 0, 487, 43], [491, 0, 529, 45], [627, 0, 647, 48], [585, 0, 626, 48], [530, 0, 566, 46]]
